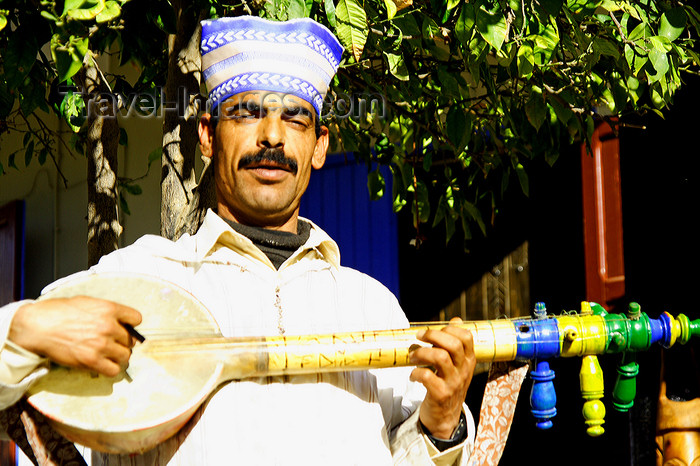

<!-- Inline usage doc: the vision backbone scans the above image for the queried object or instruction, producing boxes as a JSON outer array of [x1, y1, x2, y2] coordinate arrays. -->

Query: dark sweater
[[223, 219, 311, 269]]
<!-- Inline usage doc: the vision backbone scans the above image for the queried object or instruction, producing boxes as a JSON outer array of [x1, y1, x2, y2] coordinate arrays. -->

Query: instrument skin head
[[26, 273, 225, 454]]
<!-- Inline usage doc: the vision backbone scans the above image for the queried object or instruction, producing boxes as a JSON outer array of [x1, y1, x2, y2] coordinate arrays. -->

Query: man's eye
[[287, 117, 311, 127], [226, 107, 261, 119], [283, 111, 312, 127]]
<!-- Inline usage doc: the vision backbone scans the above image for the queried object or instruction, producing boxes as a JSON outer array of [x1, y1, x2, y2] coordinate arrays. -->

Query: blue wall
[[299, 154, 400, 298]]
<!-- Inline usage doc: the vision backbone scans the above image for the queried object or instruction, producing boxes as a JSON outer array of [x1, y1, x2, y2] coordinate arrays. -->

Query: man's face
[[199, 92, 328, 232]]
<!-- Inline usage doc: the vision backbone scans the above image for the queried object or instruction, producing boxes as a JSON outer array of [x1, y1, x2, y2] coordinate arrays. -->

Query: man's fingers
[[79, 339, 132, 377], [410, 366, 443, 390], [115, 303, 143, 327], [90, 357, 124, 378], [410, 344, 458, 379], [106, 340, 133, 366], [415, 327, 472, 367]]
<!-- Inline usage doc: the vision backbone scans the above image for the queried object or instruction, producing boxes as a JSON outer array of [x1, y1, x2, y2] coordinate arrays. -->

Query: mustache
[[238, 148, 298, 175]]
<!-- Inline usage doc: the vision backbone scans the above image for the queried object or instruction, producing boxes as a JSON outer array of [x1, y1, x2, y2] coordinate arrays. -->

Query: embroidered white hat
[[200, 16, 344, 115]]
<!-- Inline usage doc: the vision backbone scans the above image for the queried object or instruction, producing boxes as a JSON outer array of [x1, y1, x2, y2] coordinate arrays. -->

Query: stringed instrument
[[26, 273, 700, 454]]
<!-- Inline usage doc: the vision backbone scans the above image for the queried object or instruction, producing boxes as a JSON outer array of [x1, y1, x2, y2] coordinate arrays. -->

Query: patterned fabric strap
[[470, 361, 529, 466], [0, 399, 86, 466]]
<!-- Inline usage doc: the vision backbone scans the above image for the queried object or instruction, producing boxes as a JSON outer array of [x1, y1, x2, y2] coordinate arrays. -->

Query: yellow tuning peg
[[580, 355, 605, 437]]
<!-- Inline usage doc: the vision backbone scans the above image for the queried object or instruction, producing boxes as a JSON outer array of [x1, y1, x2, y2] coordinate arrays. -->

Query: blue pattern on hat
[[201, 16, 344, 114], [209, 72, 324, 115]]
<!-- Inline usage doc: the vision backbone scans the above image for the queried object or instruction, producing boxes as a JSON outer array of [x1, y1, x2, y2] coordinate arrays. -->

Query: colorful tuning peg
[[529, 302, 557, 430], [530, 359, 557, 429], [580, 355, 605, 436]]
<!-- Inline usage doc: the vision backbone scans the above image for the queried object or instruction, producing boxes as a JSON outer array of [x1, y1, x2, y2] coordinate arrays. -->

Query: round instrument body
[[26, 273, 224, 454]]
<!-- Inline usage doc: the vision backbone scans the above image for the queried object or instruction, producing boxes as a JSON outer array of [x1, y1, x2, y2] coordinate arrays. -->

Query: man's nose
[[257, 113, 285, 149]]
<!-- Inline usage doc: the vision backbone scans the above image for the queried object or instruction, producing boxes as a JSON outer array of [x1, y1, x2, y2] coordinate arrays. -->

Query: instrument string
[[136, 313, 635, 359]]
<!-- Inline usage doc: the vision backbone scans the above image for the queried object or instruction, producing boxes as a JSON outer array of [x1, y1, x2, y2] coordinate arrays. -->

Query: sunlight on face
[[202, 91, 328, 232]]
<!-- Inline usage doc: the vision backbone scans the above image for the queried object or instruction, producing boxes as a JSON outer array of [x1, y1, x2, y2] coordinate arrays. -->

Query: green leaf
[[625, 75, 644, 105], [422, 151, 433, 172], [62, 0, 90, 15], [624, 44, 648, 75], [119, 192, 131, 215], [461, 199, 486, 236], [65, 0, 105, 21], [38, 147, 48, 165], [515, 162, 529, 196], [96, 0, 121, 23], [19, 81, 44, 117], [592, 37, 620, 60], [385, 52, 409, 80], [121, 183, 143, 195], [525, 90, 547, 131], [412, 179, 430, 225], [628, 21, 652, 42], [41, 10, 59, 21], [545, 148, 559, 166], [475, 3, 507, 51], [549, 96, 573, 125], [8, 153, 17, 170], [422, 16, 440, 41], [517, 42, 534, 79], [446, 0, 461, 12], [0, 13, 7, 32], [437, 66, 461, 98], [52, 35, 89, 83], [4, 31, 38, 89], [383, 0, 397, 19], [687, 48, 700, 67], [531, 17, 560, 65], [24, 140, 35, 167], [446, 106, 472, 152], [367, 169, 386, 200], [455, 3, 475, 45], [459, 214, 471, 240], [611, 74, 628, 111], [288, 0, 308, 19], [649, 37, 670, 78], [687, 6, 700, 37], [147, 147, 162, 167], [566, 0, 602, 15], [391, 165, 408, 213], [335, 0, 367, 61], [659, 8, 686, 42], [60, 90, 86, 132], [432, 194, 448, 228], [324, 0, 337, 27], [445, 214, 457, 242]]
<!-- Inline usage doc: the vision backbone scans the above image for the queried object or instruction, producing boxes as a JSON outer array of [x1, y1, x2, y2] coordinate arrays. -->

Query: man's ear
[[312, 125, 329, 170], [199, 114, 215, 159]]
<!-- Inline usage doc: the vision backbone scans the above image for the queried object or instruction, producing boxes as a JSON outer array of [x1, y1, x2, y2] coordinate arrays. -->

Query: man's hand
[[409, 317, 475, 439], [8, 297, 142, 378]]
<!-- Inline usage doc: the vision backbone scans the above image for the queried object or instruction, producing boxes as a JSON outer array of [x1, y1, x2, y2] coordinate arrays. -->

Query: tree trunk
[[75, 63, 121, 267], [160, 5, 214, 241]]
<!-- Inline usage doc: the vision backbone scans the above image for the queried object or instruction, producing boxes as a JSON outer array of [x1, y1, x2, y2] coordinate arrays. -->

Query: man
[[0, 16, 476, 465]]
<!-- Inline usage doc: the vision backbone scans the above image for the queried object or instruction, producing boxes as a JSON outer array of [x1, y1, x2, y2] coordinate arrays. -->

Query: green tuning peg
[[612, 351, 639, 411]]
